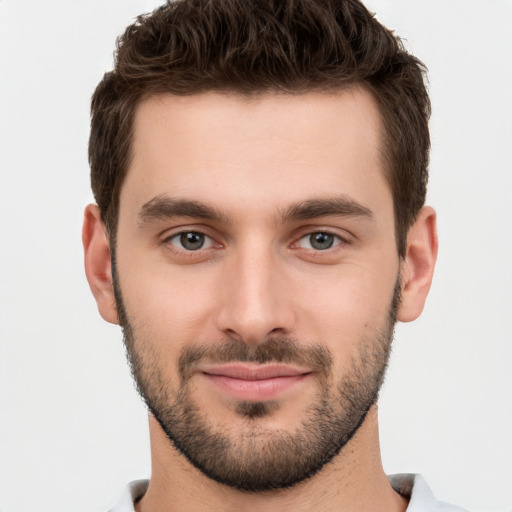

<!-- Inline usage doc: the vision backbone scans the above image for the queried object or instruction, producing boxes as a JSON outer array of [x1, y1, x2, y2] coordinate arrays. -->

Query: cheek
[[118, 255, 220, 344], [118, 269, 216, 392], [293, 264, 397, 347]]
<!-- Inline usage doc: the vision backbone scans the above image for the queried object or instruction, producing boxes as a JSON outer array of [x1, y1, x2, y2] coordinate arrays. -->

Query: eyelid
[[168, 231, 214, 249], [161, 226, 222, 253], [161, 224, 214, 240], [291, 227, 352, 247], [296, 232, 343, 250]]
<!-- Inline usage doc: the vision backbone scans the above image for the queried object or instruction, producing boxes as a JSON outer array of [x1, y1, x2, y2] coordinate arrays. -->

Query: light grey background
[[0, 1, 511, 511]]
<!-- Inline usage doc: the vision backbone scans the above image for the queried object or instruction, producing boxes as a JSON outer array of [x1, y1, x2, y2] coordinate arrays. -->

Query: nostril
[[223, 328, 245, 343]]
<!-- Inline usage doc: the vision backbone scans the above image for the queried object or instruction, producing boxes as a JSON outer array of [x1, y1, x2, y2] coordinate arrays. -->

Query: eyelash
[[163, 230, 217, 254], [162, 229, 349, 256], [294, 231, 346, 251]]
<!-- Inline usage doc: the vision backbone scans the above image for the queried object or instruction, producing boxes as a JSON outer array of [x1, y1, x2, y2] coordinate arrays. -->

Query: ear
[[82, 204, 119, 324], [397, 206, 438, 322]]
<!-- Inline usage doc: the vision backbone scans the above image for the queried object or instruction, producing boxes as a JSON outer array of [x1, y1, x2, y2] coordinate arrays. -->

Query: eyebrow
[[138, 195, 231, 225], [278, 197, 374, 223], [137, 194, 373, 226]]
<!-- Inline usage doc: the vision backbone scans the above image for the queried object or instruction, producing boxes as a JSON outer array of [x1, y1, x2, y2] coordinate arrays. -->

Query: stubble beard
[[112, 264, 400, 492]]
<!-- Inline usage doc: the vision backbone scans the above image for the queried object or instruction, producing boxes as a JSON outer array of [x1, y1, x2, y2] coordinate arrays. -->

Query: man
[[82, 0, 466, 510]]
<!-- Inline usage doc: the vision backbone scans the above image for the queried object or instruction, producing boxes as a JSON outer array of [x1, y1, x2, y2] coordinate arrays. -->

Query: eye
[[167, 231, 214, 251], [297, 232, 342, 251]]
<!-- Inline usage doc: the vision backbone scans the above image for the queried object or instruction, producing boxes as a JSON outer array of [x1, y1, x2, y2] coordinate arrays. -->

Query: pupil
[[181, 232, 204, 250], [311, 232, 334, 250]]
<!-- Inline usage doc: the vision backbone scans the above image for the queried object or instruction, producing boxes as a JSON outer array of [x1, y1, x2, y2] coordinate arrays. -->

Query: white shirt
[[109, 474, 471, 511]]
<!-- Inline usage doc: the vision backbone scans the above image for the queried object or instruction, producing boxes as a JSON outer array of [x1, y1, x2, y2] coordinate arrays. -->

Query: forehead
[[121, 88, 391, 222]]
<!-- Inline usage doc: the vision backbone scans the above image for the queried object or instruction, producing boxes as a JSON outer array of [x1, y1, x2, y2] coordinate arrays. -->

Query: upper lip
[[198, 364, 312, 381]]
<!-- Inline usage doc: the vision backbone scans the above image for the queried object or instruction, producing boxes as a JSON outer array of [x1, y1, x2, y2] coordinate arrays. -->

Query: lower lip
[[201, 373, 310, 401]]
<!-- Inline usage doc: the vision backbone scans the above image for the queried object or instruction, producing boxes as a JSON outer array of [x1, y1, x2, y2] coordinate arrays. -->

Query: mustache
[[178, 337, 333, 382]]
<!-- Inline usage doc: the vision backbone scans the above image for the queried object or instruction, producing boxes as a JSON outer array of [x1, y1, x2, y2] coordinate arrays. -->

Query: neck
[[136, 405, 408, 512]]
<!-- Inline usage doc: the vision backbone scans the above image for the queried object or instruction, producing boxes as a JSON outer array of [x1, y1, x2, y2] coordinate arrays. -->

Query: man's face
[[113, 89, 400, 491]]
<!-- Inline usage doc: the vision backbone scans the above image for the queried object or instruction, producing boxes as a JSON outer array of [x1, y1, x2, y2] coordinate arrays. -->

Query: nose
[[215, 243, 296, 345]]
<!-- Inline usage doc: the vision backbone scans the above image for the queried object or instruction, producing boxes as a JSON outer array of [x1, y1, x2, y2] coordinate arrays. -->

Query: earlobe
[[82, 204, 119, 325], [397, 206, 438, 323]]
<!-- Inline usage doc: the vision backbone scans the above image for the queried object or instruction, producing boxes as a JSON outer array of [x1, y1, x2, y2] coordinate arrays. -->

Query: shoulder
[[389, 473, 472, 512], [108, 479, 149, 512]]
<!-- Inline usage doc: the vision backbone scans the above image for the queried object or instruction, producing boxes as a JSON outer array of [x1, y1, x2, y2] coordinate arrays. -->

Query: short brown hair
[[89, 0, 430, 256]]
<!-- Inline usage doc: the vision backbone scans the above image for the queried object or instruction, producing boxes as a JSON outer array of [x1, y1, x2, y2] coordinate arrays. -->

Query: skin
[[83, 88, 438, 511]]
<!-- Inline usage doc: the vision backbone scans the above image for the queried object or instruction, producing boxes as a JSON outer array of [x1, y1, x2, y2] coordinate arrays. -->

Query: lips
[[198, 364, 312, 401]]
